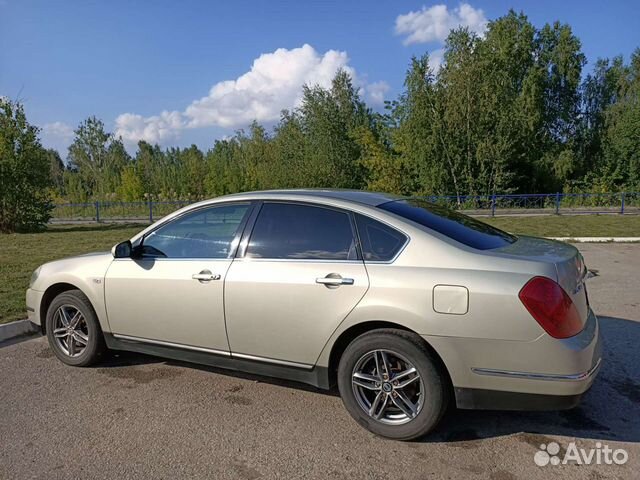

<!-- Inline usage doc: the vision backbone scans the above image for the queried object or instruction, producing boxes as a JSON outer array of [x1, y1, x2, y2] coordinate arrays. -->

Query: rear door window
[[246, 203, 358, 260]]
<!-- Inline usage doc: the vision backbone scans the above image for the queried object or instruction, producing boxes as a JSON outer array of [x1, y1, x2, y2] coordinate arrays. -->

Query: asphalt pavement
[[1, 243, 638, 479]]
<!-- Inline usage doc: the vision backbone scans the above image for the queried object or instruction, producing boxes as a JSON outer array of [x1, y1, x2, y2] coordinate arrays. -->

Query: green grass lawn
[[484, 214, 640, 237], [1, 215, 638, 324], [0, 224, 145, 324]]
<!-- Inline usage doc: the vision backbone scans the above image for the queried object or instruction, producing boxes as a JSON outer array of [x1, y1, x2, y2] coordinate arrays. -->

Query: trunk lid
[[494, 236, 589, 326]]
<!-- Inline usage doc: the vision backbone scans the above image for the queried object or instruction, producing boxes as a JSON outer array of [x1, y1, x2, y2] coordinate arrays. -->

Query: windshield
[[378, 199, 517, 250]]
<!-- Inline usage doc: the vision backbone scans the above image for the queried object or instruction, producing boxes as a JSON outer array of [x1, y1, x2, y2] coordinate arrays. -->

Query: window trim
[[236, 200, 363, 262], [353, 213, 409, 265], [134, 201, 256, 260]]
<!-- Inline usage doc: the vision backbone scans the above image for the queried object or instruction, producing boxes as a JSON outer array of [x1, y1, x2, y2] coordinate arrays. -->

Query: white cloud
[[185, 44, 353, 128], [428, 48, 446, 73], [395, 3, 487, 45], [42, 121, 74, 140], [114, 44, 382, 145], [365, 81, 390, 105], [115, 111, 183, 144]]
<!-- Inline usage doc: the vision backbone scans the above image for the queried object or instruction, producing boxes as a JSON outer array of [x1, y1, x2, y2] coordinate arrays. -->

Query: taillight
[[518, 276, 583, 339]]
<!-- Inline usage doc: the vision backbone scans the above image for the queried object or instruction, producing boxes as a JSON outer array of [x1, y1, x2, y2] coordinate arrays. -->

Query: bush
[[0, 99, 53, 232]]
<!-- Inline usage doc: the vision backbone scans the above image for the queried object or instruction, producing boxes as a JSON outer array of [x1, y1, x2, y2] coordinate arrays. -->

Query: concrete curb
[[548, 237, 640, 243], [0, 319, 39, 343]]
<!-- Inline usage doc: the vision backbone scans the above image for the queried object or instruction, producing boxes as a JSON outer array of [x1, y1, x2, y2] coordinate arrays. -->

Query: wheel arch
[[39, 283, 87, 334], [325, 321, 453, 395]]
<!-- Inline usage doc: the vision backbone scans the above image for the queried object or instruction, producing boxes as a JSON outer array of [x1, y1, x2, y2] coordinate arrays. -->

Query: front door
[[224, 202, 369, 366], [105, 202, 253, 352]]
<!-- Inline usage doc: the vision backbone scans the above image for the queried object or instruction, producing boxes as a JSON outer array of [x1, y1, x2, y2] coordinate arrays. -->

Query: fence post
[[621, 192, 625, 214], [555, 192, 560, 215], [95, 201, 100, 223], [149, 200, 153, 223], [491, 194, 496, 217]]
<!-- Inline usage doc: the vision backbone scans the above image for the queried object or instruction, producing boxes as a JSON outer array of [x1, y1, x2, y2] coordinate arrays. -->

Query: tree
[[355, 125, 408, 194], [390, 53, 443, 196], [534, 21, 586, 190], [0, 99, 52, 232], [67, 117, 128, 200], [46, 148, 65, 194], [298, 70, 371, 189], [118, 165, 144, 201], [205, 139, 244, 196], [270, 110, 308, 188], [181, 144, 208, 199], [599, 49, 640, 189], [134, 140, 164, 198]]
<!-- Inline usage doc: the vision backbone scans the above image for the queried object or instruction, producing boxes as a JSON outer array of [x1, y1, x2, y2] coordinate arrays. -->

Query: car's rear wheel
[[337, 328, 448, 440], [45, 289, 106, 367]]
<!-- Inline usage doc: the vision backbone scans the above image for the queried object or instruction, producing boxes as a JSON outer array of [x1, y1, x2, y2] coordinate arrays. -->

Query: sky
[[1, 0, 639, 158]]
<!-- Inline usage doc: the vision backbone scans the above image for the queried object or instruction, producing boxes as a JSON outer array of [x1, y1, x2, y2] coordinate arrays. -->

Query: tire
[[45, 289, 106, 367], [337, 328, 448, 440]]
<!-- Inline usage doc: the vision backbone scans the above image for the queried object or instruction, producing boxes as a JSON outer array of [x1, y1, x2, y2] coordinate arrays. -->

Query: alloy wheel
[[52, 305, 89, 358], [351, 349, 424, 425]]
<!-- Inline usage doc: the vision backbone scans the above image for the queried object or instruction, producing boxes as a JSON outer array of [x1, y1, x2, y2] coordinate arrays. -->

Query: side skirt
[[103, 333, 331, 390]]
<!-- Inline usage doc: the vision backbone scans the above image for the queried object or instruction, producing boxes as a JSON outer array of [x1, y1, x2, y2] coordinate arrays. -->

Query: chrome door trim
[[232, 352, 313, 370], [232, 258, 364, 264], [471, 357, 602, 382], [112, 334, 231, 356], [113, 258, 235, 262]]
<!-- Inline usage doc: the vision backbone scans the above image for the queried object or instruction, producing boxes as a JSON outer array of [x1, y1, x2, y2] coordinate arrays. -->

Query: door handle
[[316, 275, 354, 287], [192, 270, 221, 282]]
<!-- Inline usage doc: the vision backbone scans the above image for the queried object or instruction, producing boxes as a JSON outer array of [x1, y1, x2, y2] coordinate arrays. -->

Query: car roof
[[217, 189, 404, 207], [131, 189, 406, 243]]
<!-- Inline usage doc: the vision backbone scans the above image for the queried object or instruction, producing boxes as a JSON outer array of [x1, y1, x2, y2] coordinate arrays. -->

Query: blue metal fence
[[49, 192, 639, 223]]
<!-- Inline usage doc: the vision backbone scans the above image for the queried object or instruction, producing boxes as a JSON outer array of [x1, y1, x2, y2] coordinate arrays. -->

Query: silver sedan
[[26, 190, 601, 440]]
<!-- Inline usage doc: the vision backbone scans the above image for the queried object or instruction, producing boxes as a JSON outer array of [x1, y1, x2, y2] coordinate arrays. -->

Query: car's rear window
[[378, 199, 516, 250]]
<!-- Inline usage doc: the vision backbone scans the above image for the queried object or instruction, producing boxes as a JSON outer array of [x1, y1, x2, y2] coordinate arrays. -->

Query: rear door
[[224, 202, 369, 366]]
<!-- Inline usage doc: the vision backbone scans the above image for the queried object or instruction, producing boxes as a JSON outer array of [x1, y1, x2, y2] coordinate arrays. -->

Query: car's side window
[[355, 214, 407, 262], [245, 203, 358, 260], [141, 203, 251, 258]]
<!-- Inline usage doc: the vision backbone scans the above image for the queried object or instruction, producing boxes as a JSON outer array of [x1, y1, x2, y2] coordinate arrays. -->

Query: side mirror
[[112, 240, 133, 259]]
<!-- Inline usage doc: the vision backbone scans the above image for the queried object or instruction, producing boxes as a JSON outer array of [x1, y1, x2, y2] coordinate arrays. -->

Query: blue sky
[[1, 0, 638, 158]]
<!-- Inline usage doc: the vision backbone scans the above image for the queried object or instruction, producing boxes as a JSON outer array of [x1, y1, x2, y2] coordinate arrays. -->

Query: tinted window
[[355, 214, 407, 262], [142, 203, 251, 258], [378, 199, 516, 250], [246, 203, 357, 260]]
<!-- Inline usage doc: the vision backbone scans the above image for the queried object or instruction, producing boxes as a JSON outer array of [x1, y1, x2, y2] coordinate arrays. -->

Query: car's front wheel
[[45, 289, 106, 367], [337, 328, 448, 440]]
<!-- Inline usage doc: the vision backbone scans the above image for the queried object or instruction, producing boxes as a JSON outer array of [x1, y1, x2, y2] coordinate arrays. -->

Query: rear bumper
[[455, 355, 601, 410], [424, 308, 602, 409], [454, 388, 585, 410]]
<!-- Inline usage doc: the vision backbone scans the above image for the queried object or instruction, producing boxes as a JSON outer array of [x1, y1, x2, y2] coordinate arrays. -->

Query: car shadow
[[424, 315, 640, 444], [95, 315, 640, 443]]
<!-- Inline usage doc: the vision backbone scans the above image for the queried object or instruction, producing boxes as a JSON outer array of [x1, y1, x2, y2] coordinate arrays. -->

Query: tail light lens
[[518, 276, 583, 339]]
